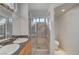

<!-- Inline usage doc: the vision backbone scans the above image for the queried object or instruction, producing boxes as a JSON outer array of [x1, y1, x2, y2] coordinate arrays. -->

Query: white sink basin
[[0, 44, 20, 55], [13, 38, 28, 44]]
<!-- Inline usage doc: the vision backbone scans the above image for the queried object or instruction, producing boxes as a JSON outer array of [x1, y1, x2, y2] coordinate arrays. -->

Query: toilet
[[55, 40, 59, 50]]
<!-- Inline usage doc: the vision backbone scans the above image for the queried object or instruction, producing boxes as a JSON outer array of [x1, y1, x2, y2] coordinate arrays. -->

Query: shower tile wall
[[31, 22, 50, 55]]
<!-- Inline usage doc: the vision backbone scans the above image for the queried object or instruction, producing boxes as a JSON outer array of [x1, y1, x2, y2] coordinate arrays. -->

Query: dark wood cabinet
[[19, 41, 32, 55]]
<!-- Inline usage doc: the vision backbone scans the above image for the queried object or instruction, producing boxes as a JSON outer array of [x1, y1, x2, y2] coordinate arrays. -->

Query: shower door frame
[[30, 17, 50, 54]]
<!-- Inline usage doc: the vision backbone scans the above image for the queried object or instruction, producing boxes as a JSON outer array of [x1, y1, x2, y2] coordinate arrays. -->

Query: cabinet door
[[19, 41, 32, 55], [19, 46, 26, 55], [24, 41, 32, 55]]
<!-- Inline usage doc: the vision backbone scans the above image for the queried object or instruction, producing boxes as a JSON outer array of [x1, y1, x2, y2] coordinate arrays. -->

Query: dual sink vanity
[[0, 15, 32, 55], [0, 37, 32, 55], [0, 4, 32, 55]]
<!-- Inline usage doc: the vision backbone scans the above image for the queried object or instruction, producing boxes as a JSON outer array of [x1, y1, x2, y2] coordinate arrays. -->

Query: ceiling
[[28, 3, 78, 17], [55, 3, 78, 17], [29, 3, 50, 11], [29, 3, 51, 17]]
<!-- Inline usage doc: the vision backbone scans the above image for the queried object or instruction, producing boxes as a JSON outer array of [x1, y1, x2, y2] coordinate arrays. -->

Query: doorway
[[30, 17, 50, 55]]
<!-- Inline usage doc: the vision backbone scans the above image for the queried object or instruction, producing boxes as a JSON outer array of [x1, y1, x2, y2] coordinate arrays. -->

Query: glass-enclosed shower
[[30, 17, 50, 55]]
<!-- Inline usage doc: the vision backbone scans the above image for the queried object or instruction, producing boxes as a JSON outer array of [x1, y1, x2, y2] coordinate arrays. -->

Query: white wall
[[30, 10, 47, 18], [55, 5, 79, 54], [20, 4, 29, 35], [48, 3, 63, 55], [48, 7, 55, 54], [12, 4, 21, 35], [12, 3, 29, 35], [12, 17, 21, 35]]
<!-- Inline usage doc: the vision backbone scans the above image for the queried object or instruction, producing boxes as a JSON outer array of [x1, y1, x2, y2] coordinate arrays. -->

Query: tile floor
[[31, 37, 49, 55], [54, 48, 66, 55], [32, 49, 49, 55]]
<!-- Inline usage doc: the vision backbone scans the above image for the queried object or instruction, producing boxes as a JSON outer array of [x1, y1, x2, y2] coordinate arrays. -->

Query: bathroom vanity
[[0, 3, 32, 55], [0, 38, 32, 55], [19, 40, 32, 55]]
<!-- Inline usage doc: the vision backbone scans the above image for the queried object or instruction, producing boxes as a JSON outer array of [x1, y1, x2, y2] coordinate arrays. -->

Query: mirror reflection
[[0, 16, 12, 39]]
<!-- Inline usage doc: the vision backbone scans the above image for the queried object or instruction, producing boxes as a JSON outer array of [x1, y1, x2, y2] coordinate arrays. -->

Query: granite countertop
[[0, 37, 30, 55], [13, 38, 30, 55]]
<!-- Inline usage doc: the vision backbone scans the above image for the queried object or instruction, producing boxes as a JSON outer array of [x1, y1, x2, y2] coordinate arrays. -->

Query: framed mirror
[[0, 15, 12, 39], [0, 16, 6, 39], [6, 18, 12, 38]]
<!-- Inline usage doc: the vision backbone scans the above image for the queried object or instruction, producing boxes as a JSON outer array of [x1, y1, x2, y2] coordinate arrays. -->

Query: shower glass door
[[30, 17, 49, 54]]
